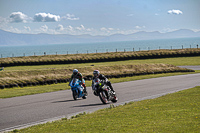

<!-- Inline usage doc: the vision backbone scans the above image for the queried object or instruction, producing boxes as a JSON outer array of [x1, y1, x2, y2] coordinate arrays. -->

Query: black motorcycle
[[93, 78, 118, 104]]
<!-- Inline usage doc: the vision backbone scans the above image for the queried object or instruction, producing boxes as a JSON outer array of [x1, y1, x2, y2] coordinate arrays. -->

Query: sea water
[[0, 37, 200, 58]]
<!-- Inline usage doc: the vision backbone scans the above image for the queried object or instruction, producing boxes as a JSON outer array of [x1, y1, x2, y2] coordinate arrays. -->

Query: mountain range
[[0, 29, 200, 46]]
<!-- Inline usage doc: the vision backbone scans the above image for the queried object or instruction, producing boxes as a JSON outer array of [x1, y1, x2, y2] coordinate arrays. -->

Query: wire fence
[[0, 44, 199, 58]]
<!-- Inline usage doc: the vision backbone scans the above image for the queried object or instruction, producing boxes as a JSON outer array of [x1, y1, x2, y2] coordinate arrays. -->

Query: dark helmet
[[73, 69, 78, 75], [93, 70, 100, 77]]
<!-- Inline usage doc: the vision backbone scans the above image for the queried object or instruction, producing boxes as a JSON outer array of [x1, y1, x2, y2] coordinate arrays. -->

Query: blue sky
[[0, 0, 199, 35]]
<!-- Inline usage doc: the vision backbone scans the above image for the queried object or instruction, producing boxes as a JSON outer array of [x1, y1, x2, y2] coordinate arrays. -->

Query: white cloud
[[66, 25, 74, 31], [161, 28, 177, 33], [55, 24, 64, 31], [192, 29, 200, 32], [9, 12, 29, 23], [167, 9, 183, 15], [24, 26, 31, 31], [76, 25, 85, 31], [40, 25, 48, 32], [100, 27, 107, 31], [34, 13, 60, 22], [108, 28, 114, 31], [62, 14, 79, 20], [135, 26, 145, 29], [0, 17, 9, 29], [100, 27, 115, 32]]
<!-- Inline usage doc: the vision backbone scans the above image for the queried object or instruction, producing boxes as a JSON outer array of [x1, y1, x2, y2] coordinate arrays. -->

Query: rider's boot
[[109, 86, 115, 95], [84, 87, 87, 95]]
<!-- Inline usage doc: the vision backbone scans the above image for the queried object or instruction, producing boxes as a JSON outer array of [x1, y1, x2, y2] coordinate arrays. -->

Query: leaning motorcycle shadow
[[73, 103, 104, 107]]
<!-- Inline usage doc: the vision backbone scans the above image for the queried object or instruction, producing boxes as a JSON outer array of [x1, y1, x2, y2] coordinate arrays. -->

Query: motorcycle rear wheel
[[82, 96, 87, 99], [99, 91, 108, 104]]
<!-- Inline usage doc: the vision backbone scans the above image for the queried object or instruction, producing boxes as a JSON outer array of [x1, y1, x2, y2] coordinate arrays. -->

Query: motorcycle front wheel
[[111, 95, 118, 103], [99, 91, 108, 104], [72, 90, 78, 100]]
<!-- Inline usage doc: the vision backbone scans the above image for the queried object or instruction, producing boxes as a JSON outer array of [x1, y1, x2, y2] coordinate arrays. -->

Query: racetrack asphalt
[[1, 73, 200, 132], [178, 65, 200, 70]]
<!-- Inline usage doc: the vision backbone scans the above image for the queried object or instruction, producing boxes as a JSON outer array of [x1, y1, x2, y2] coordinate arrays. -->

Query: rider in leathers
[[92, 70, 115, 96], [69, 69, 87, 93]]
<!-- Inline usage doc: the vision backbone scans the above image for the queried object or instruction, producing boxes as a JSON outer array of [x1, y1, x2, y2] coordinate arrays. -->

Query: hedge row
[[0, 69, 194, 89], [1, 49, 200, 67]]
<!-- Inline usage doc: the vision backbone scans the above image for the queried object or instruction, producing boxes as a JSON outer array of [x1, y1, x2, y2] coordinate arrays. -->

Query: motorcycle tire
[[99, 91, 108, 104], [82, 91, 88, 99], [82, 96, 87, 99], [73, 90, 78, 100], [111, 95, 118, 103]]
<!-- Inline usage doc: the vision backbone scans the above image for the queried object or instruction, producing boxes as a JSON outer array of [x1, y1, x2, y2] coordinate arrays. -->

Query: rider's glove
[[105, 79, 108, 83]]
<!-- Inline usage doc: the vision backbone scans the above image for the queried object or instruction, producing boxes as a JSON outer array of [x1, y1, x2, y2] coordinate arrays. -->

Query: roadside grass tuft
[[12, 86, 200, 133]]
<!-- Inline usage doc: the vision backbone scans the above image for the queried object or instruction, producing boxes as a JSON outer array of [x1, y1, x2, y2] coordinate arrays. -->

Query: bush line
[[0, 69, 194, 89], [0, 49, 200, 67]]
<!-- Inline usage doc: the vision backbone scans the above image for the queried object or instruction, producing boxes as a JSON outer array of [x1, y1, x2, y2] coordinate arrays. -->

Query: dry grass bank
[[0, 63, 193, 89], [0, 48, 200, 67]]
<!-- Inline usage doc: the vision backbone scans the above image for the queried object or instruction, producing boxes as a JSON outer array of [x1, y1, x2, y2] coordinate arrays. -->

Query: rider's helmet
[[73, 69, 78, 75], [93, 70, 100, 77]]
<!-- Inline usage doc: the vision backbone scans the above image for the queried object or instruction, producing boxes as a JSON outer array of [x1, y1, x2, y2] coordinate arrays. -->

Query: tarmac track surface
[[1, 73, 200, 132]]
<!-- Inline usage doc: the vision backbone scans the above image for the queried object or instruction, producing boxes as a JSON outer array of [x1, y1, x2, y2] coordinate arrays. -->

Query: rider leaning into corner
[[92, 70, 116, 95], [69, 69, 87, 93]]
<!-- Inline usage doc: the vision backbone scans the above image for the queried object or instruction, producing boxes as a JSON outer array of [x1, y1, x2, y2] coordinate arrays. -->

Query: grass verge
[[11, 86, 200, 133], [0, 71, 198, 99]]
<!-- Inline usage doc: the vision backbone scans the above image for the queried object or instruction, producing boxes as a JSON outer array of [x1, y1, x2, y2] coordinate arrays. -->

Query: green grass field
[[11, 86, 200, 133]]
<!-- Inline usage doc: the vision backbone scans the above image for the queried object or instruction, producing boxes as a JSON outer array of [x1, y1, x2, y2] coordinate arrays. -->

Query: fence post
[[197, 44, 199, 49]]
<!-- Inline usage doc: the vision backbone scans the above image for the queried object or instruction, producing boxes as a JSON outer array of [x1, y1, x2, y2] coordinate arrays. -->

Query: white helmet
[[73, 69, 78, 75], [93, 70, 100, 77]]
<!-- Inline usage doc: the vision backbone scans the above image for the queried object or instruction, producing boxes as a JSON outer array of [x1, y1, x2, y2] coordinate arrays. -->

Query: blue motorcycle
[[70, 78, 87, 100]]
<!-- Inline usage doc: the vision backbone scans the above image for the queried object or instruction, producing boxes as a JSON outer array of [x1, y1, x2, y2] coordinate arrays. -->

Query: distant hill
[[0, 29, 200, 46]]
